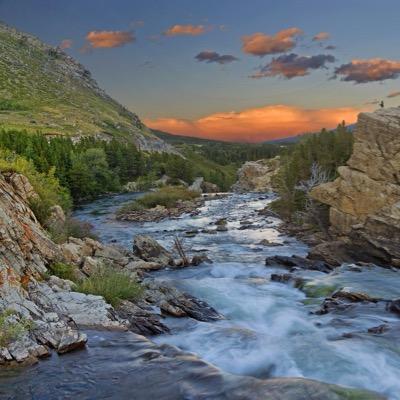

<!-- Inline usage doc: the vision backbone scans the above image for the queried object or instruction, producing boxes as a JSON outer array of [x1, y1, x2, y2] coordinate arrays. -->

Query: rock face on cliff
[[311, 107, 400, 266], [232, 157, 280, 193]]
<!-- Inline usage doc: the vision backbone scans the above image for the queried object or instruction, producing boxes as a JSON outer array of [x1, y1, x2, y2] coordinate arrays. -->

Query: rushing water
[[2, 192, 400, 399]]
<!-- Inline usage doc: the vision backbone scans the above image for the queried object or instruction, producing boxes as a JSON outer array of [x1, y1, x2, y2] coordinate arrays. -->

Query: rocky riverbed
[[1, 188, 398, 399]]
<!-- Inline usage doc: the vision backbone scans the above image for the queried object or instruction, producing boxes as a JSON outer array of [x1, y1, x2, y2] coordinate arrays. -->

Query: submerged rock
[[265, 255, 334, 273]]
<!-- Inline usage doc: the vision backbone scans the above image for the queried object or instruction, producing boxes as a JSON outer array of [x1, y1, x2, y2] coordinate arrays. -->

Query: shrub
[[49, 216, 98, 244], [48, 262, 78, 281], [76, 267, 143, 307], [0, 310, 34, 347], [139, 186, 199, 209], [0, 149, 71, 224]]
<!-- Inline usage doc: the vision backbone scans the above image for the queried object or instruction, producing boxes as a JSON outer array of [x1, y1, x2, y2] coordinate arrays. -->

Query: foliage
[[0, 148, 71, 223], [0, 310, 34, 347], [128, 186, 199, 211], [270, 123, 353, 221], [48, 262, 78, 281], [76, 267, 143, 307], [153, 129, 281, 165]]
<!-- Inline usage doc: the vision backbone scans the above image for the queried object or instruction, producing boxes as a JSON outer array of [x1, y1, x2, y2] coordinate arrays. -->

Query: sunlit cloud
[[84, 30, 135, 49], [195, 51, 238, 65], [251, 53, 335, 79], [164, 24, 207, 36], [334, 58, 400, 83], [241, 28, 303, 57], [387, 90, 400, 98], [145, 104, 364, 142], [59, 39, 72, 49], [313, 32, 330, 41]]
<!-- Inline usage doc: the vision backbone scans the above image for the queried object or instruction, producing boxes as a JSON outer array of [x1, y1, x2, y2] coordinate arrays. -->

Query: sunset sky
[[2, 0, 400, 142]]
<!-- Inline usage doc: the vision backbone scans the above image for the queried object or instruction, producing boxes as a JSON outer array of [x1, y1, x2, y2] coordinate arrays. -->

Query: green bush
[[48, 262, 78, 281], [76, 267, 143, 307], [0, 149, 72, 223], [119, 186, 199, 213], [49, 216, 98, 244], [0, 310, 34, 347]]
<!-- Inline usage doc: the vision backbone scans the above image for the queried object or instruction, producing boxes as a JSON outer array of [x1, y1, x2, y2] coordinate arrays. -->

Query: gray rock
[[133, 235, 174, 266]]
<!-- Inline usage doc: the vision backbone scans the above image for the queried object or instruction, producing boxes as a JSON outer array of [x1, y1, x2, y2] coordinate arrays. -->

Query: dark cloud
[[334, 58, 400, 83], [387, 90, 400, 98], [251, 53, 335, 79], [325, 45, 336, 50], [195, 51, 238, 65], [241, 28, 303, 57]]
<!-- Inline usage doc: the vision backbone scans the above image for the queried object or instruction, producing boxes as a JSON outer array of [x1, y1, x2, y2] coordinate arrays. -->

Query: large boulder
[[133, 235, 174, 266], [232, 157, 280, 193], [311, 108, 400, 265]]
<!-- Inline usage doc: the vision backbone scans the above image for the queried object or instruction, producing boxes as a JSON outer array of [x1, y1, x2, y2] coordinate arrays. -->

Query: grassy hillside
[[0, 22, 172, 152]]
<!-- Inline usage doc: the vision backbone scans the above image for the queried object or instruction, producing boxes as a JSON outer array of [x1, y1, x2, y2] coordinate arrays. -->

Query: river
[[1, 192, 400, 399]]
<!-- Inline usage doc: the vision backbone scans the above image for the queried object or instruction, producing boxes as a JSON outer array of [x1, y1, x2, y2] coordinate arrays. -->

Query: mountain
[[0, 22, 175, 153], [152, 129, 231, 146]]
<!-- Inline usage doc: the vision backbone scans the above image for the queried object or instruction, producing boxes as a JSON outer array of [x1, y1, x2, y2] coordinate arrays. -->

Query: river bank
[[1, 189, 398, 399]]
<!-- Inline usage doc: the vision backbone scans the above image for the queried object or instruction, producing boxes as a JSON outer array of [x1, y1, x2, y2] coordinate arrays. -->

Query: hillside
[[0, 22, 174, 152]]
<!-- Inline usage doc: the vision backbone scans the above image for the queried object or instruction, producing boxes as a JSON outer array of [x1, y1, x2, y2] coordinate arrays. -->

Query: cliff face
[[232, 157, 280, 193], [311, 107, 400, 265]]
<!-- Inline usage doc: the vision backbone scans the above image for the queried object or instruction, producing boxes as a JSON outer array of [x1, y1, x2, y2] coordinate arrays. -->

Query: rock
[[216, 225, 228, 232], [270, 273, 304, 288], [332, 288, 379, 303], [265, 255, 334, 273], [191, 254, 212, 266], [232, 157, 280, 193], [201, 181, 219, 193], [368, 324, 390, 334], [144, 281, 223, 322], [311, 107, 400, 266], [116, 300, 169, 336], [259, 239, 283, 247], [57, 331, 87, 354], [387, 299, 400, 315], [60, 242, 82, 264], [201, 229, 217, 234], [5, 172, 39, 202], [189, 177, 204, 193], [81, 256, 102, 275], [133, 235, 174, 266]]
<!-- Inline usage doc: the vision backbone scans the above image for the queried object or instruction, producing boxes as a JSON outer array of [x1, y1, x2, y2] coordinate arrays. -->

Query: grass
[[0, 22, 149, 142], [0, 310, 34, 347], [118, 186, 200, 213], [49, 216, 98, 244], [48, 262, 78, 281], [76, 267, 143, 307]]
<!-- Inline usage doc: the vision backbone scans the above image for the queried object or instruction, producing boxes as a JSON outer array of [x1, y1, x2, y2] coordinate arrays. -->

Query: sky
[[1, 0, 400, 142]]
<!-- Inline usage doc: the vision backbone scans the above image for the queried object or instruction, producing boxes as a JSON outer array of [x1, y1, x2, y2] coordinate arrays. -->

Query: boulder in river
[[133, 235, 174, 266]]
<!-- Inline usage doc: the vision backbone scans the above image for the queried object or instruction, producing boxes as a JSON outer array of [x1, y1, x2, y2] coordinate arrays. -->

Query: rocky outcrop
[[0, 172, 221, 365], [189, 177, 220, 193], [232, 157, 280, 193], [311, 108, 400, 266]]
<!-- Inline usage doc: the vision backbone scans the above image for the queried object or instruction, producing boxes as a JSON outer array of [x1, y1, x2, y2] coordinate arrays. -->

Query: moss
[[332, 386, 384, 400], [301, 283, 337, 298]]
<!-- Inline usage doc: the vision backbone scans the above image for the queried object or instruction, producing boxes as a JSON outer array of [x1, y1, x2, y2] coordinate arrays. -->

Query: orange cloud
[[241, 28, 303, 57], [59, 39, 72, 49], [313, 32, 330, 41], [85, 30, 135, 49], [145, 104, 365, 142], [164, 24, 207, 36], [335, 58, 400, 83], [387, 90, 400, 98]]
